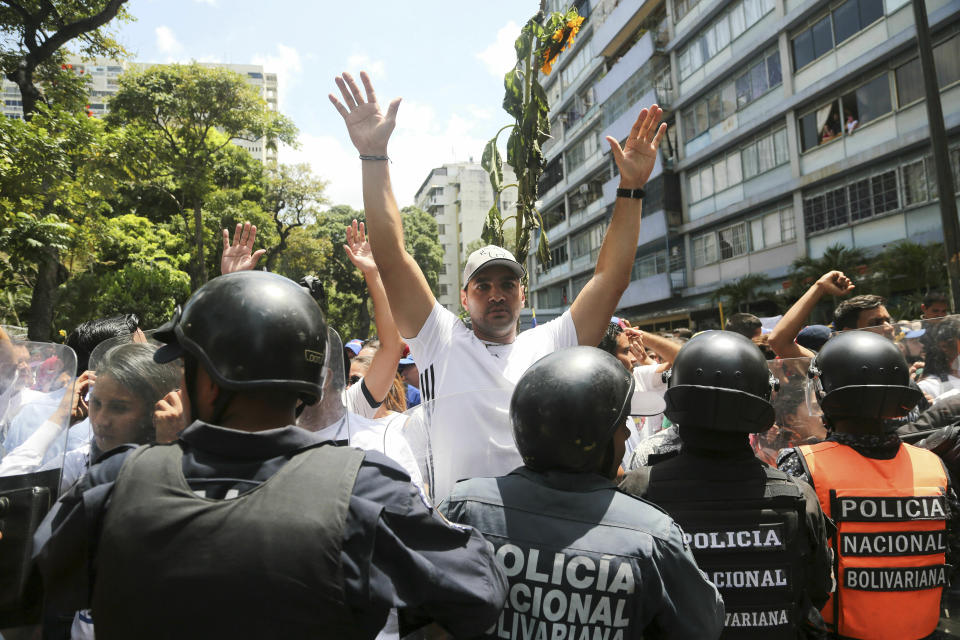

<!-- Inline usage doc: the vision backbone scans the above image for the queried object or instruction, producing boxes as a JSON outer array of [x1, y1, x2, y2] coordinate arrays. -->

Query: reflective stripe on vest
[[798, 441, 948, 640]]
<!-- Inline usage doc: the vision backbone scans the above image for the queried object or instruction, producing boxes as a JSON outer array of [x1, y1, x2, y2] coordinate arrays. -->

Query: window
[[549, 244, 569, 265], [561, 39, 596, 88], [439, 264, 447, 275], [872, 170, 899, 214], [718, 223, 749, 259], [693, 233, 718, 266], [539, 156, 564, 193], [848, 178, 872, 220], [437, 223, 446, 235], [792, 15, 834, 69], [896, 58, 924, 105], [792, 0, 883, 69], [675, 0, 702, 20], [935, 34, 960, 88], [843, 74, 891, 127], [902, 160, 928, 206], [632, 251, 668, 280], [683, 50, 781, 142], [678, 0, 774, 80], [799, 102, 841, 151], [566, 128, 600, 173], [571, 222, 606, 260], [803, 168, 901, 232], [687, 127, 788, 202], [438, 284, 449, 296], [781, 207, 796, 241], [543, 204, 566, 230]]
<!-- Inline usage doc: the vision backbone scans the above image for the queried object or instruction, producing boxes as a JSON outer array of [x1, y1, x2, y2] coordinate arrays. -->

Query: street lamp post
[[911, 0, 960, 309]]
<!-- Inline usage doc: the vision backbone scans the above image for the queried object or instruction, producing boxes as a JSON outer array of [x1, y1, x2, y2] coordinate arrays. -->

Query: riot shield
[[751, 357, 826, 466], [0, 341, 77, 626], [296, 327, 348, 439], [87, 329, 159, 372]]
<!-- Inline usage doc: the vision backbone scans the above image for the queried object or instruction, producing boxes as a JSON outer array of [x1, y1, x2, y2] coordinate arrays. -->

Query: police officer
[[439, 346, 725, 640], [779, 330, 957, 640], [32, 271, 507, 639], [621, 331, 833, 639]]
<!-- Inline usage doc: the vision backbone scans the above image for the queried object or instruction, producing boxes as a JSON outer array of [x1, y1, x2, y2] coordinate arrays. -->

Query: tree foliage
[[261, 162, 327, 271], [105, 62, 298, 287], [0, 0, 130, 117], [712, 273, 772, 314]]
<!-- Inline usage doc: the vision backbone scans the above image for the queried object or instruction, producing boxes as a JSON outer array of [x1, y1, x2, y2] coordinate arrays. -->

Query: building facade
[[530, 0, 960, 330], [3, 60, 279, 164], [414, 162, 518, 313]]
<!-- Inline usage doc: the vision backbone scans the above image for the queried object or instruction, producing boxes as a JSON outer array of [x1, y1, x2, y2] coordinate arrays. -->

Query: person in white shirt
[[329, 71, 667, 499]]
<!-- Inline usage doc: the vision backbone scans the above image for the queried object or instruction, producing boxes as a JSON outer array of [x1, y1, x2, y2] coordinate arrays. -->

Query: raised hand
[[328, 71, 401, 156], [154, 389, 188, 443], [343, 219, 377, 275], [605, 105, 667, 189], [221, 222, 266, 275], [815, 270, 855, 297]]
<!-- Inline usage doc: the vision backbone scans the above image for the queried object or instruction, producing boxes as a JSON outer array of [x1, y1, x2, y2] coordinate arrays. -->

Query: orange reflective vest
[[798, 441, 949, 640]]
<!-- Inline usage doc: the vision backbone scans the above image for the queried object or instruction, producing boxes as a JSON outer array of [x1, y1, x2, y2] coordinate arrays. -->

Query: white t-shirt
[[622, 364, 668, 466], [919, 374, 960, 401], [405, 302, 578, 500], [344, 378, 379, 419]]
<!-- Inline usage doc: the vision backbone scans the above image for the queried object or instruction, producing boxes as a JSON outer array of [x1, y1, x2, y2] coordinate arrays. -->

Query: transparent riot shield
[[87, 329, 160, 372], [751, 357, 826, 466], [296, 327, 348, 441], [0, 340, 77, 626], [399, 389, 518, 505]]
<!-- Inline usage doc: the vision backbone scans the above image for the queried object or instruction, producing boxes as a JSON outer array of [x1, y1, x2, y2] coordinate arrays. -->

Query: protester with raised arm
[[329, 70, 665, 395], [768, 270, 855, 358], [330, 72, 667, 499]]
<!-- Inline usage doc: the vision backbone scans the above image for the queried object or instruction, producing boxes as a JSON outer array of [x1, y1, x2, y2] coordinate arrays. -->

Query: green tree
[[106, 63, 298, 288], [0, 104, 111, 338], [261, 162, 328, 272], [786, 244, 870, 300], [400, 206, 443, 296], [712, 273, 772, 313], [55, 214, 190, 330], [0, 0, 130, 118], [872, 240, 947, 318]]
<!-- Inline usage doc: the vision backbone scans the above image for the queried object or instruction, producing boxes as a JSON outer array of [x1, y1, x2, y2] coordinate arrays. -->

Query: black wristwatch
[[616, 187, 646, 199]]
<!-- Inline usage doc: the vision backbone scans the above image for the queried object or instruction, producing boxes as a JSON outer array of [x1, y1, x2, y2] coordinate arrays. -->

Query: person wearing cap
[[330, 71, 666, 498], [777, 330, 958, 640], [439, 346, 724, 640], [345, 338, 364, 358], [31, 271, 507, 639], [621, 332, 834, 639]]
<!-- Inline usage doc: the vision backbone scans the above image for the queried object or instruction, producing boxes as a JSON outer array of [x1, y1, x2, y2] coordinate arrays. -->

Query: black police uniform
[[439, 346, 725, 640], [623, 436, 833, 638], [440, 466, 725, 639], [621, 331, 834, 640], [33, 420, 506, 639]]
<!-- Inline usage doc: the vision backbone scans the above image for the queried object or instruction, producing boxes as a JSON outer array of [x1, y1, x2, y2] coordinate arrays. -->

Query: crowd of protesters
[[0, 71, 958, 640]]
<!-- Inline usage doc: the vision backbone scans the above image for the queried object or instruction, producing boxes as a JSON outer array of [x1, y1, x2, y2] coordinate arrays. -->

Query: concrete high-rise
[[530, 0, 960, 330], [3, 59, 280, 164], [414, 162, 518, 313]]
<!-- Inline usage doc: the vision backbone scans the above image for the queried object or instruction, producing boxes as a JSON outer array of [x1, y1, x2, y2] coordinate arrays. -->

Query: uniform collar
[[179, 420, 335, 460], [510, 466, 617, 492]]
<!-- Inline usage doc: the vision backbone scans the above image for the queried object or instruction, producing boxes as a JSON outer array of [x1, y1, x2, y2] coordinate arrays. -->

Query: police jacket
[[796, 440, 950, 640], [438, 466, 726, 640], [621, 443, 833, 640], [32, 421, 507, 639]]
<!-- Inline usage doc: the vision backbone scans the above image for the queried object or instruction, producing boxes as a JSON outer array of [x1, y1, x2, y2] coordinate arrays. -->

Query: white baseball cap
[[461, 245, 525, 289]]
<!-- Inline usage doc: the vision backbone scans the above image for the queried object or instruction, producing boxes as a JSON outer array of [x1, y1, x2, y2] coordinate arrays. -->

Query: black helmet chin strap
[[209, 390, 236, 426], [183, 354, 235, 426]]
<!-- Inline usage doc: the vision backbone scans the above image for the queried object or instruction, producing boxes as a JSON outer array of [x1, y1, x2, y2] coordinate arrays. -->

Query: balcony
[[568, 196, 607, 230], [593, 0, 664, 57], [595, 30, 656, 105], [619, 272, 673, 307]]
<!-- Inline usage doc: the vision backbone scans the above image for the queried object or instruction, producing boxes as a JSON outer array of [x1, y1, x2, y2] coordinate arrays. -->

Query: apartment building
[[3, 60, 280, 163], [530, 0, 960, 330], [414, 161, 518, 313]]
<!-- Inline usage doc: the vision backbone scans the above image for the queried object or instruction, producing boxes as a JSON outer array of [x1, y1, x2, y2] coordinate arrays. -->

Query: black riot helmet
[[511, 346, 662, 473], [809, 330, 921, 419], [663, 330, 778, 433], [154, 271, 328, 404]]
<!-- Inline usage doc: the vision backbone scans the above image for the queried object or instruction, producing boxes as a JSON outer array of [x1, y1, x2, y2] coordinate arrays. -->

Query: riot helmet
[[808, 330, 920, 419], [154, 272, 328, 404], [663, 330, 778, 433], [511, 346, 662, 473]]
